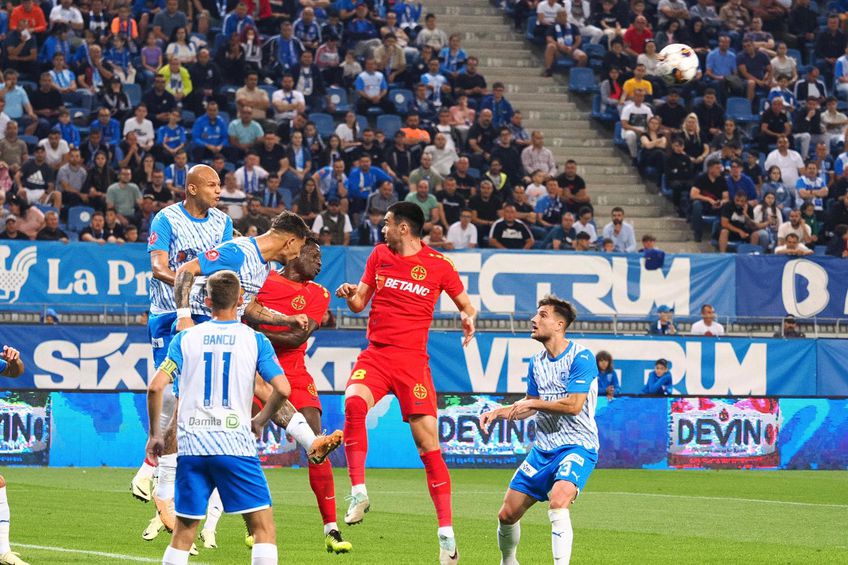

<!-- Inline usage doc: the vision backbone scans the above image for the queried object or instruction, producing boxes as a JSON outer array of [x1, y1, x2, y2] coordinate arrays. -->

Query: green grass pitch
[[2, 467, 846, 564]]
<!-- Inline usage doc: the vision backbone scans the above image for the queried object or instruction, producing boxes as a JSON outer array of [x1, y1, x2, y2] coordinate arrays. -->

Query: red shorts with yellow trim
[[347, 343, 436, 421]]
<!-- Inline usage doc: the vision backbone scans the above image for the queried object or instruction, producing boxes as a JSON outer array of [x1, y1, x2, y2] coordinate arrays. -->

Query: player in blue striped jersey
[[135, 163, 232, 545], [480, 296, 598, 565], [147, 271, 291, 565], [0, 346, 27, 565]]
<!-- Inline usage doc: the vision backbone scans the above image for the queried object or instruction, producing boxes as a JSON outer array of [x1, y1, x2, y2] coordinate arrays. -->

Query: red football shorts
[[285, 370, 323, 412], [346, 343, 437, 421]]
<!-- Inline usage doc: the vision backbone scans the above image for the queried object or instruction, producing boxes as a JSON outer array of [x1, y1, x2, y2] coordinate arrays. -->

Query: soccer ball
[[656, 44, 699, 85]]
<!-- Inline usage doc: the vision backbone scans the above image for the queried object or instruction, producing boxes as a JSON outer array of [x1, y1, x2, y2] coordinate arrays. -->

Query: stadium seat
[[590, 94, 617, 125], [524, 18, 545, 46], [553, 55, 575, 73], [309, 112, 335, 139], [583, 43, 606, 71], [389, 88, 413, 114], [259, 84, 276, 100], [569, 67, 599, 94], [124, 83, 142, 108], [67, 206, 95, 233], [19, 135, 38, 151], [355, 114, 368, 133], [736, 243, 763, 254], [612, 122, 627, 150], [181, 110, 196, 126], [34, 204, 58, 215], [327, 87, 352, 115], [814, 245, 828, 255], [726, 97, 758, 124], [19, 80, 36, 94], [376, 114, 402, 139]]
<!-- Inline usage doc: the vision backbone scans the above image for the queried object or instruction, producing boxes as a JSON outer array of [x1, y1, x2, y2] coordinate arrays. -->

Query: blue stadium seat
[[327, 86, 352, 115], [736, 243, 763, 254], [309, 112, 335, 139], [726, 97, 758, 124], [19, 135, 38, 151], [355, 114, 368, 132], [181, 110, 196, 126], [259, 84, 276, 99], [612, 122, 627, 150], [34, 204, 58, 215], [569, 67, 598, 94], [124, 83, 142, 108], [389, 88, 413, 114], [525, 18, 545, 46], [584, 43, 606, 71], [376, 114, 402, 139], [67, 206, 95, 233], [590, 94, 617, 124], [814, 245, 827, 255]]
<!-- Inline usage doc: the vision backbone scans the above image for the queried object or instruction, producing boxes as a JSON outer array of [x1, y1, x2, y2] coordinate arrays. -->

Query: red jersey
[[362, 243, 464, 351], [256, 271, 331, 369]]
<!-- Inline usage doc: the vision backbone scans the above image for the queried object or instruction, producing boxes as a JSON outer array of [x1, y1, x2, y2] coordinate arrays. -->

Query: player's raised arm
[[242, 300, 310, 331], [254, 305, 319, 348], [148, 212, 176, 285], [335, 281, 375, 313], [0, 345, 24, 377], [173, 259, 202, 331]]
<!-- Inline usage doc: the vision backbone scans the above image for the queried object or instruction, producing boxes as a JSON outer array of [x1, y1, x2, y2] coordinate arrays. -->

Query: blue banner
[[43, 392, 848, 469], [2, 326, 845, 397], [735, 255, 848, 319]]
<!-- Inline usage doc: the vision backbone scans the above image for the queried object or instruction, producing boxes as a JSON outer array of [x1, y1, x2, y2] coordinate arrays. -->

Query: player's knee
[[498, 505, 520, 525], [549, 483, 578, 509], [344, 394, 368, 420]]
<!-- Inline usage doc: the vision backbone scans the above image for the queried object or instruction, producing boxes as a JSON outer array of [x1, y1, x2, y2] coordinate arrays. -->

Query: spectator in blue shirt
[[221, 2, 255, 39], [273, 20, 305, 74], [596, 350, 620, 400], [345, 3, 378, 49], [293, 7, 322, 51], [90, 107, 122, 146], [479, 82, 514, 128], [601, 206, 637, 252], [726, 158, 758, 205], [191, 100, 229, 162], [649, 305, 677, 335], [705, 35, 743, 97], [641, 359, 673, 395], [345, 155, 394, 214], [736, 38, 772, 101], [55, 108, 81, 148], [155, 108, 186, 164]]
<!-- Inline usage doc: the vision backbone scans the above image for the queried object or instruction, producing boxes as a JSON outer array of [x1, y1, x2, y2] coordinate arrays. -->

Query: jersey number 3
[[203, 351, 233, 408]]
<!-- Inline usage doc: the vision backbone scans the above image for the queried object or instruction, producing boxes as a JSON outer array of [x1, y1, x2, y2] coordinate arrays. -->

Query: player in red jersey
[[253, 238, 353, 555], [335, 202, 476, 565]]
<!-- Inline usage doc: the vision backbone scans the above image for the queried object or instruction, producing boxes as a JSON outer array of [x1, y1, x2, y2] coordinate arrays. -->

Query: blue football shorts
[[508, 444, 598, 502], [175, 455, 272, 519]]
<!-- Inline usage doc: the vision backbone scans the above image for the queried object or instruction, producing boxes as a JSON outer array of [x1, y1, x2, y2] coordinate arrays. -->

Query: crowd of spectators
[[0, 0, 647, 252], [521, 0, 848, 256]]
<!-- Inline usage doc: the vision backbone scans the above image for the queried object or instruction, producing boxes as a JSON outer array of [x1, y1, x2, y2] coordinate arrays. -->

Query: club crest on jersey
[[413, 383, 428, 399], [411, 265, 427, 281], [291, 295, 306, 310], [148, 232, 158, 245], [205, 249, 220, 261], [176, 250, 188, 263], [307, 383, 318, 397], [375, 274, 386, 291]]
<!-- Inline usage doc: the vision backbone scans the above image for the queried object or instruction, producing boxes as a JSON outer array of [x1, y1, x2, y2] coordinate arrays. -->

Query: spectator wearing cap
[[0, 121, 28, 168], [690, 158, 729, 242], [601, 207, 636, 252], [641, 359, 673, 395], [649, 305, 676, 335], [35, 210, 67, 242], [725, 158, 758, 206], [773, 315, 806, 338], [42, 308, 60, 324], [690, 304, 725, 336], [0, 215, 29, 240], [312, 197, 353, 246]]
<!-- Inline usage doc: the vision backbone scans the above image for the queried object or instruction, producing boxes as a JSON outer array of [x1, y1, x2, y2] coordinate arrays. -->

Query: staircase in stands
[[428, 0, 703, 253]]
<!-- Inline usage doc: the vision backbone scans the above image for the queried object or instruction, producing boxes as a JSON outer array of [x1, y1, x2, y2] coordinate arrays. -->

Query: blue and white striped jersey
[[147, 203, 233, 315], [193, 237, 271, 318], [162, 320, 283, 457], [527, 341, 599, 452]]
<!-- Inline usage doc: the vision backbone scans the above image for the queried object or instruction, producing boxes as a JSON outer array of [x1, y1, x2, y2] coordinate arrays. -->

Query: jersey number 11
[[203, 351, 233, 408]]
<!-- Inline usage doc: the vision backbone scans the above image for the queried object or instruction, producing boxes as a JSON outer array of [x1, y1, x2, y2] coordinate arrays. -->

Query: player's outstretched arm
[[480, 394, 540, 431], [145, 368, 172, 465], [0, 345, 24, 377], [335, 281, 374, 313], [450, 291, 477, 346], [522, 393, 588, 417], [243, 300, 310, 331]]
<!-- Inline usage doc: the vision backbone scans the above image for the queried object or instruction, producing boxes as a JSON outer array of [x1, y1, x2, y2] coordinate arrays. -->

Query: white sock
[[497, 521, 520, 565], [438, 526, 455, 539], [134, 460, 156, 481], [162, 545, 189, 565], [0, 486, 11, 554], [251, 542, 278, 565], [548, 508, 573, 564], [323, 521, 338, 535], [156, 454, 177, 500], [203, 489, 223, 532], [351, 484, 367, 497], [438, 525, 456, 551], [285, 412, 317, 451]]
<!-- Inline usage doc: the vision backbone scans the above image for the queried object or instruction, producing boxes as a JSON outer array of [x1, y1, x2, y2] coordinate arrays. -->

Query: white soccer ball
[[657, 43, 700, 85]]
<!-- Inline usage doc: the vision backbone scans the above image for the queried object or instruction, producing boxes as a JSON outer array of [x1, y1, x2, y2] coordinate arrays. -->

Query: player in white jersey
[[135, 164, 232, 546], [173, 212, 344, 477], [481, 296, 598, 565], [147, 271, 291, 565], [0, 345, 28, 565]]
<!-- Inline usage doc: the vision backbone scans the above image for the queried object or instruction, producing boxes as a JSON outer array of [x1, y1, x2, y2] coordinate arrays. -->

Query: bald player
[[134, 164, 233, 549]]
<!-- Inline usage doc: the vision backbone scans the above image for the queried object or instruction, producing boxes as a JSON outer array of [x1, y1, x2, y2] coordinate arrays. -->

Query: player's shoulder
[[207, 206, 232, 223], [569, 342, 595, 364], [306, 280, 331, 299], [421, 245, 457, 271]]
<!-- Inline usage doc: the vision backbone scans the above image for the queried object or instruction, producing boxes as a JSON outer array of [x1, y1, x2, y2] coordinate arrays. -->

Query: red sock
[[144, 456, 156, 467], [343, 396, 369, 487], [308, 459, 337, 526], [421, 449, 453, 527]]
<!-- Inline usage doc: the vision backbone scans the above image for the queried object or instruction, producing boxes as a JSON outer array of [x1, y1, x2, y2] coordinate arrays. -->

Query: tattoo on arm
[[174, 270, 195, 309]]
